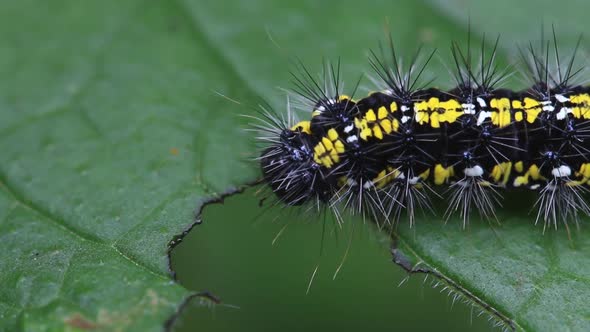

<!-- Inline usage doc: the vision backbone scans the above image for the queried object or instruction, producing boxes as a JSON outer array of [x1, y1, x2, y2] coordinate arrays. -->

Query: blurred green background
[[172, 190, 495, 331]]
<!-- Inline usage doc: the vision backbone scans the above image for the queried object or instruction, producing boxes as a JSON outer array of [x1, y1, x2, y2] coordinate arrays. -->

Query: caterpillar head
[[260, 128, 323, 206]]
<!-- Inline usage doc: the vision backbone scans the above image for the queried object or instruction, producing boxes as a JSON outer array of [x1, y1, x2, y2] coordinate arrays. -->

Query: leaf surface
[[1, 0, 589, 331]]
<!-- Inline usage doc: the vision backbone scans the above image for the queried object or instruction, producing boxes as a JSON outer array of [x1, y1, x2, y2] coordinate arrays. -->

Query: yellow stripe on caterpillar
[[513, 164, 545, 187], [414, 98, 462, 128], [313, 129, 344, 168], [490, 162, 512, 185], [380, 119, 392, 133], [378, 106, 388, 119], [514, 161, 524, 173], [490, 98, 511, 127], [390, 102, 398, 113], [433, 164, 454, 185], [291, 121, 311, 134], [366, 109, 377, 122]]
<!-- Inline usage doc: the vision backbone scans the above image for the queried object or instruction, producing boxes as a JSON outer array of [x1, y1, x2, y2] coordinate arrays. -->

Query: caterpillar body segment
[[258, 34, 590, 228]]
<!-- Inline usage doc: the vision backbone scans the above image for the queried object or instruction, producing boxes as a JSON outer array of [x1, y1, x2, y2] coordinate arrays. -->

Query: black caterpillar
[[255, 32, 590, 230]]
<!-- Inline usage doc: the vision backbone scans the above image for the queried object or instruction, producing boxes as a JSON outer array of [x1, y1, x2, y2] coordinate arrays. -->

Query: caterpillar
[[255, 31, 590, 230]]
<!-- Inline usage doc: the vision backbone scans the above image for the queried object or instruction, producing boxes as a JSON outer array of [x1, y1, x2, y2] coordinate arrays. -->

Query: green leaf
[[1, 0, 589, 331], [0, 0, 257, 330]]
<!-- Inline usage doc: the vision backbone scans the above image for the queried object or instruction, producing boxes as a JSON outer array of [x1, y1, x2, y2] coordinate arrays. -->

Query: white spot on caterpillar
[[477, 97, 487, 107], [401, 105, 410, 112], [363, 180, 373, 189], [556, 108, 570, 120], [347, 178, 358, 187], [346, 135, 358, 143], [462, 103, 476, 114], [409, 176, 421, 185], [384, 89, 393, 95], [464, 165, 484, 177], [344, 124, 354, 133], [541, 100, 554, 112], [555, 94, 569, 103], [476, 111, 492, 126], [529, 184, 541, 190], [327, 99, 336, 105], [401, 115, 411, 123], [316, 106, 325, 112], [551, 165, 571, 178]]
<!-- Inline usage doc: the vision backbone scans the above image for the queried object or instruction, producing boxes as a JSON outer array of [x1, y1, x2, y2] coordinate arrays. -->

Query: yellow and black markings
[[414, 97, 463, 128], [291, 121, 311, 134], [513, 164, 544, 187], [433, 164, 455, 185], [567, 163, 590, 186], [490, 161, 512, 186], [353, 102, 399, 141], [305, 89, 590, 189], [569, 93, 590, 119], [313, 128, 345, 168]]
